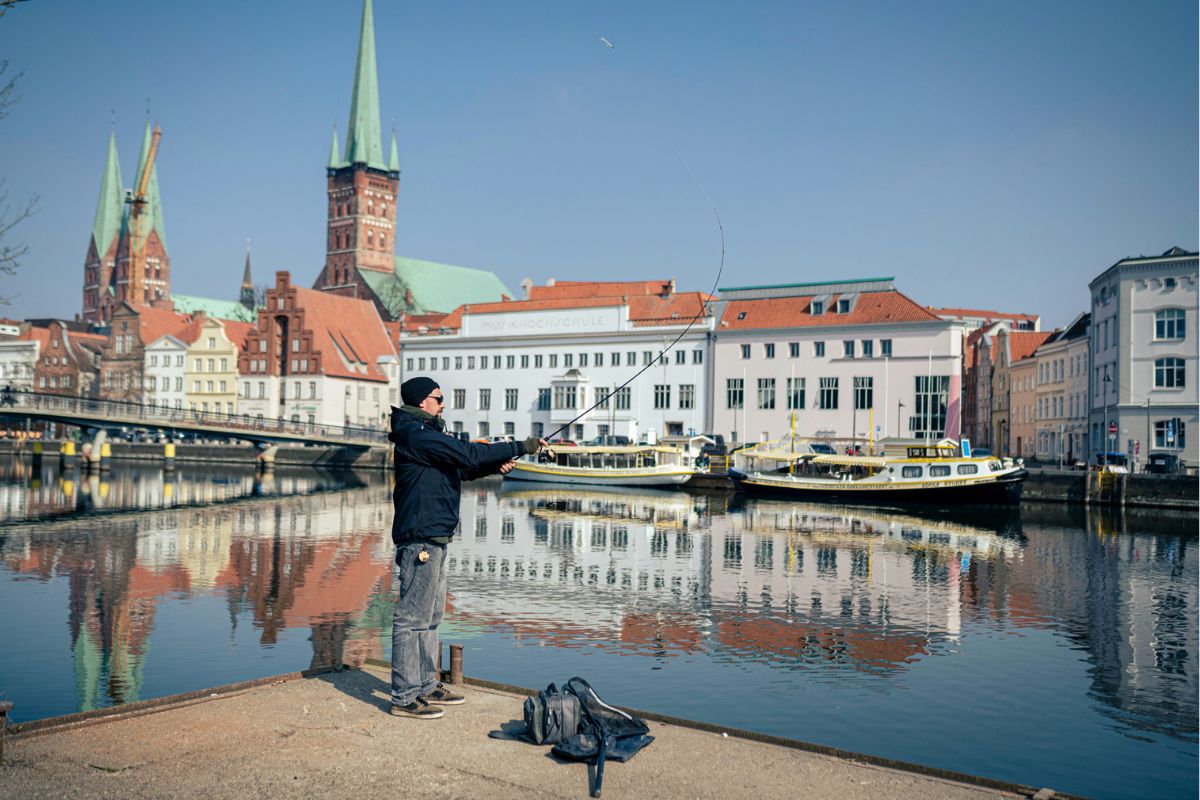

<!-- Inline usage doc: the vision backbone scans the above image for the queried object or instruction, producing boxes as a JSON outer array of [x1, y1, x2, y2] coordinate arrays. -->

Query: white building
[[1088, 247, 1198, 469], [711, 279, 965, 446], [397, 280, 714, 442], [0, 329, 40, 391], [143, 335, 189, 411]]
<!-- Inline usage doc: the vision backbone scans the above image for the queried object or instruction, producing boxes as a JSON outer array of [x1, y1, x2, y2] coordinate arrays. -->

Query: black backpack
[[522, 683, 583, 745], [520, 678, 653, 798]]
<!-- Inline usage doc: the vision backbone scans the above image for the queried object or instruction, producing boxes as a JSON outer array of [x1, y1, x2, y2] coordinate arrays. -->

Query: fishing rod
[[544, 148, 725, 444]]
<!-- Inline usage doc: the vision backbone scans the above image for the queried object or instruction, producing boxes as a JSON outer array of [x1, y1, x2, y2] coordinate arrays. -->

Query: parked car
[[547, 438, 578, 447], [1094, 451, 1128, 467], [1146, 452, 1182, 474], [581, 435, 632, 446]]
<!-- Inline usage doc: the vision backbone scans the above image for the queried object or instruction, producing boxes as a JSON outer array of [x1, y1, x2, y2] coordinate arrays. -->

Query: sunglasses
[[429, 395, 445, 405]]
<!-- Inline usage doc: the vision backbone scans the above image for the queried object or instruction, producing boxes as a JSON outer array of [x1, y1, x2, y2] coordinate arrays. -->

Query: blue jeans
[[390, 541, 448, 706]]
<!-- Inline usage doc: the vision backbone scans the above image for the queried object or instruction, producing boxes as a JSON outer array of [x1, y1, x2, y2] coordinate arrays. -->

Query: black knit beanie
[[401, 376, 440, 406]]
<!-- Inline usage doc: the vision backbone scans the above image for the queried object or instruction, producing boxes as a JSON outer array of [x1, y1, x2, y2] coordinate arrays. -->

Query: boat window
[[957, 464, 978, 475], [929, 465, 951, 477], [901, 466, 923, 478]]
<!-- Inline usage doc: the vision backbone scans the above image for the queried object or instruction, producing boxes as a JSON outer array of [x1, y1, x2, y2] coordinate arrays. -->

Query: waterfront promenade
[[1, 664, 1049, 800]]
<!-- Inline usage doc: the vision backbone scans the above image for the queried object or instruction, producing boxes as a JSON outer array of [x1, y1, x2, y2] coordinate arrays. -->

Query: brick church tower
[[313, 0, 401, 298], [82, 122, 173, 324]]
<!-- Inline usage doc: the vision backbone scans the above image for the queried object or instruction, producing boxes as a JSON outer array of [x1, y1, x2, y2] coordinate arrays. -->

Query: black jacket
[[388, 407, 526, 545]]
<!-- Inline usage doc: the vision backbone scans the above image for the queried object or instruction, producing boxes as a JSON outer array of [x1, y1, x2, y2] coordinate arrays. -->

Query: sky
[[2, 0, 1196, 329]]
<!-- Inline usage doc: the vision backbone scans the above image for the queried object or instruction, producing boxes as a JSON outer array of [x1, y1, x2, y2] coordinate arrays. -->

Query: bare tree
[[0, 59, 38, 302], [0, 1, 31, 20]]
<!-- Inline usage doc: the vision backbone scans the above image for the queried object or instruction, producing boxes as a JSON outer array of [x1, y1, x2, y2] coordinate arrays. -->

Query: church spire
[[240, 239, 255, 309], [388, 129, 399, 173], [328, 125, 342, 169], [91, 130, 124, 256], [344, 0, 384, 169]]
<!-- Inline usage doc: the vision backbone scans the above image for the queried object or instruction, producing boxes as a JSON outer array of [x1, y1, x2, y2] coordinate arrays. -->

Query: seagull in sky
[[599, 36, 614, 49]]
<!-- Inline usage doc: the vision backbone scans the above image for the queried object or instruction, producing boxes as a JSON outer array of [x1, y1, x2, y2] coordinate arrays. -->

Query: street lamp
[[897, 400, 905, 441]]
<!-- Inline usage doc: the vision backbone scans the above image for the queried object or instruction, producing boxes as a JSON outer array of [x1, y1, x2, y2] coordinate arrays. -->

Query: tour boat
[[505, 441, 706, 487], [729, 438, 1027, 506]]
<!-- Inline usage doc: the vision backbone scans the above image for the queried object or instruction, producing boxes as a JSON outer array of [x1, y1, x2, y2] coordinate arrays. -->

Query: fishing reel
[[537, 447, 557, 464]]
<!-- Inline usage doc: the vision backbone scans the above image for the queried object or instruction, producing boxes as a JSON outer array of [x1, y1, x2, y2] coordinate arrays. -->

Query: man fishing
[[387, 376, 545, 719]]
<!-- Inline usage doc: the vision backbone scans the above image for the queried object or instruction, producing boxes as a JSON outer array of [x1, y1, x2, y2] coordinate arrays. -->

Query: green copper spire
[[134, 120, 168, 253], [328, 125, 343, 169], [91, 131, 124, 256], [344, 0, 385, 169], [388, 130, 399, 173]]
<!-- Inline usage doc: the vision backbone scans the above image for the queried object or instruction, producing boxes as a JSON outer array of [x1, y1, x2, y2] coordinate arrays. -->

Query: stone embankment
[[1, 664, 1074, 800]]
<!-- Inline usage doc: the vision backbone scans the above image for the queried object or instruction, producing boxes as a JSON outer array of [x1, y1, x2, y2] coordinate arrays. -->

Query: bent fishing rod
[[543, 150, 725, 445]]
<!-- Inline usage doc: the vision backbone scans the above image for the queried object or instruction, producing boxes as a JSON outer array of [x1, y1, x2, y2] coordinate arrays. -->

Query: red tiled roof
[[528, 279, 675, 301], [292, 286, 395, 382], [1007, 330, 1056, 364], [720, 291, 939, 330], [220, 320, 253, 351], [131, 305, 202, 346], [929, 306, 1039, 323], [427, 292, 714, 333], [18, 326, 49, 349]]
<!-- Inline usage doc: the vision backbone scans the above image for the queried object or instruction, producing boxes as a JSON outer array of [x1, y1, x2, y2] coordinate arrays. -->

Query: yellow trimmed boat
[[505, 442, 704, 487]]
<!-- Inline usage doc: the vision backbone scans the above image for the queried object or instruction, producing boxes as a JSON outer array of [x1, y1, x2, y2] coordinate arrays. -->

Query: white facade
[[237, 372, 390, 430], [0, 339, 38, 390], [143, 336, 188, 411], [1034, 315, 1090, 465], [399, 304, 713, 442], [711, 281, 964, 446], [1088, 248, 1198, 468]]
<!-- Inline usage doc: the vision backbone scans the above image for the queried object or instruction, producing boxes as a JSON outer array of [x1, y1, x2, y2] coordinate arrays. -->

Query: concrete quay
[[0, 664, 1071, 800]]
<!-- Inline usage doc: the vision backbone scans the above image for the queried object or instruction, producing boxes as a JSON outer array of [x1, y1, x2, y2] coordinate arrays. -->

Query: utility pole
[[1102, 364, 1111, 465]]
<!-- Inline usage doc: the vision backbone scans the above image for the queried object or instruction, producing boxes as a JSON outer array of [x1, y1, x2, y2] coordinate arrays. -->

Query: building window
[[537, 388, 551, 411], [818, 377, 838, 409], [843, 340, 854, 358], [406, 358, 414, 370], [854, 376, 873, 410], [505, 388, 519, 410], [692, 349, 703, 364], [643, 351, 653, 366], [563, 354, 573, 368], [150, 354, 158, 367], [549, 354, 558, 368], [1155, 309, 1186, 340], [596, 387, 611, 409], [756, 378, 776, 409], [913, 375, 950, 438], [478, 421, 490, 438], [478, 388, 492, 410], [507, 355, 516, 369], [533, 422, 544, 438], [654, 384, 671, 409], [1154, 357, 1185, 388], [675, 350, 685, 365], [626, 352, 636, 366], [257, 381, 265, 399], [811, 301, 823, 315], [493, 356, 501, 369], [786, 377, 805, 409], [1154, 418, 1185, 449], [453, 388, 466, 409], [740, 344, 751, 359], [726, 378, 744, 409], [553, 386, 577, 409], [479, 355, 488, 370], [208, 337, 216, 349], [764, 343, 775, 359], [814, 341, 825, 357], [455, 356, 463, 370], [309, 382, 317, 399], [520, 355, 529, 369], [880, 339, 892, 357], [504, 421, 515, 436], [861, 340, 873, 358], [534, 355, 543, 368], [837, 298, 850, 314], [614, 387, 631, 410], [789, 342, 799, 358], [679, 384, 695, 409]]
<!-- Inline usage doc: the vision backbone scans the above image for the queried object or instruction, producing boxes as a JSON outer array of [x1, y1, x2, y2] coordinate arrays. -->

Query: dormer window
[[737, 311, 747, 320], [811, 301, 824, 315], [837, 299, 850, 314]]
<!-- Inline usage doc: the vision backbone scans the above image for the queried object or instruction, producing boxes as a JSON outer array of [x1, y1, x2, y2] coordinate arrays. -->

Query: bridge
[[0, 390, 390, 468]]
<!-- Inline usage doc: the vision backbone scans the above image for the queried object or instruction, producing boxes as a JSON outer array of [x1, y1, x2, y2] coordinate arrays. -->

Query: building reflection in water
[[0, 468, 1193, 748]]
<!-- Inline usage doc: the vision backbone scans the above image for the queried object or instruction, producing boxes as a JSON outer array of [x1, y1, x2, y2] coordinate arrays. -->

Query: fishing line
[[546, 147, 725, 441]]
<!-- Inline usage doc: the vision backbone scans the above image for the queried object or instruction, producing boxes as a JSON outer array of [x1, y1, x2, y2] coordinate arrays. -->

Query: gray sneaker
[[422, 683, 466, 706], [389, 698, 444, 719]]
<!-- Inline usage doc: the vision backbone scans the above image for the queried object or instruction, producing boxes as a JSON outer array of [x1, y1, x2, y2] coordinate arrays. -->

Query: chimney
[[546, 278, 556, 287], [520, 277, 533, 299]]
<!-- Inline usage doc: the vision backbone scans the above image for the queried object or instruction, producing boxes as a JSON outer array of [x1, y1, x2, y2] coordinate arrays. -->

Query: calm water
[[0, 460, 1195, 799]]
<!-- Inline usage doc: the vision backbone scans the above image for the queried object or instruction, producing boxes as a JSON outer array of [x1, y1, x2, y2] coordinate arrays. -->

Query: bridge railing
[[0, 390, 389, 446]]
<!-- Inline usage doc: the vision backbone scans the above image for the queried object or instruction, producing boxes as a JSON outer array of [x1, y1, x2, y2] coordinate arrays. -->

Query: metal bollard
[[0, 701, 12, 763], [449, 644, 463, 686]]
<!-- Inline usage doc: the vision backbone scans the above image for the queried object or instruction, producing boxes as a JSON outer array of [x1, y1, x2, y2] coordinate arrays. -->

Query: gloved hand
[[522, 437, 542, 455]]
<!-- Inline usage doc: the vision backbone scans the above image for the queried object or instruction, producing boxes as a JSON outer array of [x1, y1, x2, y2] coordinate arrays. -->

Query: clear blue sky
[[3, 0, 1196, 328]]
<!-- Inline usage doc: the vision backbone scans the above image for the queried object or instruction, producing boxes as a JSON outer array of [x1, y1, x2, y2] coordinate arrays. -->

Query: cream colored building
[[1009, 356, 1037, 459], [185, 318, 247, 417]]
